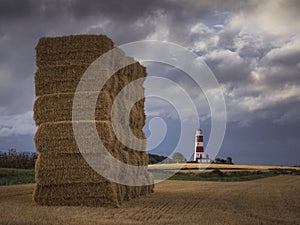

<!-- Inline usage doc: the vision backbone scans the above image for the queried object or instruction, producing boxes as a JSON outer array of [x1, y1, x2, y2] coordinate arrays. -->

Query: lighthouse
[[194, 128, 211, 163]]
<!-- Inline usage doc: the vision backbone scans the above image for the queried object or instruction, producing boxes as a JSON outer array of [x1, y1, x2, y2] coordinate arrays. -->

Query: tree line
[[150, 152, 234, 164], [0, 149, 233, 168], [0, 149, 37, 169]]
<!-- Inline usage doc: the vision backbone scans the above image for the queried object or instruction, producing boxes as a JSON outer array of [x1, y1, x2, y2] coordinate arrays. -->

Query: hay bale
[[111, 121, 146, 151], [34, 92, 146, 129], [35, 63, 146, 97], [34, 121, 145, 154], [35, 153, 101, 169], [33, 182, 120, 207], [35, 167, 108, 185], [34, 181, 153, 207], [36, 35, 114, 68], [34, 91, 112, 125], [35, 121, 114, 154], [33, 34, 154, 207], [35, 66, 118, 97], [35, 151, 149, 171]]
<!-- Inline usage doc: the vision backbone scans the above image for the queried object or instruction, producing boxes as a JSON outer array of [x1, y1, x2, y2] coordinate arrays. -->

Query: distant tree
[[148, 153, 168, 164], [8, 148, 17, 156], [214, 158, 221, 163], [214, 157, 232, 164], [164, 158, 176, 164], [226, 157, 233, 164], [214, 158, 226, 164], [172, 152, 187, 163]]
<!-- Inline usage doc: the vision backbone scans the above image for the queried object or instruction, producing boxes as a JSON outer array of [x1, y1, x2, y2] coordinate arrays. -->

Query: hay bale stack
[[33, 35, 154, 207]]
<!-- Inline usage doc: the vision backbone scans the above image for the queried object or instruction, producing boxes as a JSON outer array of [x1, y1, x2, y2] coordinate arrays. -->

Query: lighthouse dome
[[196, 129, 202, 136]]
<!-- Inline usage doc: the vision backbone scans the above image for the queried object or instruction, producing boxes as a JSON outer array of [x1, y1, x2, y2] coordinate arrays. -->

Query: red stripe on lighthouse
[[197, 136, 203, 142], [196, 146, 204, 152]]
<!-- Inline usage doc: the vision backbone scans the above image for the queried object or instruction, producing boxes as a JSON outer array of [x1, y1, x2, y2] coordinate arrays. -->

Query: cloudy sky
[[0, 0, 299, 165]]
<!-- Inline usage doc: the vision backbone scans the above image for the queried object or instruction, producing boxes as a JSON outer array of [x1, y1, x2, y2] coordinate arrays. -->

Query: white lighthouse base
[[197, 158, 212, 164], [194, 153, 212, 164]]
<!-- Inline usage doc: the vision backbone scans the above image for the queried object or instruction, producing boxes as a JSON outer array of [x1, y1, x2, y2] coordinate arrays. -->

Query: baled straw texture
[[33, 182, 120, 207], [35, 62, 146, 97], [35, 153, 150, 185], [36, 35, 114, 68], [34, 181, 153, 207], [34, 91, 111, 125], [34, 92, 146, 129], [34, 121, 145, 154]]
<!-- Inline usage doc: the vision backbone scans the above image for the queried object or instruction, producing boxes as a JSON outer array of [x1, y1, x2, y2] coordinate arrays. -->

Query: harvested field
[[0, 175, 299, 225]]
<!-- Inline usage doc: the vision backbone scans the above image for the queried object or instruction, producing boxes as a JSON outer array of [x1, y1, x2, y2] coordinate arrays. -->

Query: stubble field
[[0, 175, 299, 225]]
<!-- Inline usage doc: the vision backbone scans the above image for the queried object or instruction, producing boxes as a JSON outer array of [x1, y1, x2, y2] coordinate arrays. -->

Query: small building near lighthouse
[[194, 128, 211, 163]]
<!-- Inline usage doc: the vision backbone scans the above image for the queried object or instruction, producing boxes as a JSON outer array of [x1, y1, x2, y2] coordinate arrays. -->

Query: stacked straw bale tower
[[33, 35, 154, 207]]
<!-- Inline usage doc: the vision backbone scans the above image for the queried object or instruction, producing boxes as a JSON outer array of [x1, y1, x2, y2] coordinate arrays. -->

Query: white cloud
[[144, 10, 170, 41], [261, 38, 300, 65], [86, 20, 111, 34], [190, 23, 219, 52], [0, 110, 35, 137], [228, 0, 300, 37]]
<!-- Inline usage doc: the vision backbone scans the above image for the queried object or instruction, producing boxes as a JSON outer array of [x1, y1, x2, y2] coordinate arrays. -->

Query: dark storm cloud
[[0, 0, 241, 43], [69, 0, 163, 20], [0, 0, 37, 20], [66, 0, 240, 24], [0, 0, 240, 113]]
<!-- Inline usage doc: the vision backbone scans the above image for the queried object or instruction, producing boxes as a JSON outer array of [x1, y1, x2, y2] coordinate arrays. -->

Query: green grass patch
[[0, 168, 35, 185]]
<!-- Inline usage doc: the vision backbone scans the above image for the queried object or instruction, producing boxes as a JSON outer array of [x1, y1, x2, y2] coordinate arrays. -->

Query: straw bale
[[35, 66, 119, 97], [35, 167, 108, 185], [33, 182, 120, 207], [35, 121, 115, 154], [37, 52, 104, 67], [35, 153, 99, 169], [34, 181, 153, 207], [111, 122, 146, 150], [111, 98, 146, 130], [34, 150, 153, 186], [36, 35, 114, 68], [34, 92, 145, 129], [35, 121, 147, 154], [35, 60, 146, 97], [35, 150, 148, 171], [129, 99, 146, 130], [34, 91, 112, 125], [34, 153, 153, 204], [36, 35, 113, 52], [127, 150, 149, 167]]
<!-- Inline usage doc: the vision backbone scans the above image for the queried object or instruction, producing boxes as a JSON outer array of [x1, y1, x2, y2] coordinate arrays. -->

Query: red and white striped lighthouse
[[194, 128, 204, 162]]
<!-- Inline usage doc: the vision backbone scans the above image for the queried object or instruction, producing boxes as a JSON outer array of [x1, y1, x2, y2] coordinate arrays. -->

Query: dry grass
[[0, 175, 299, 225], [149, 163, 300, 170]]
